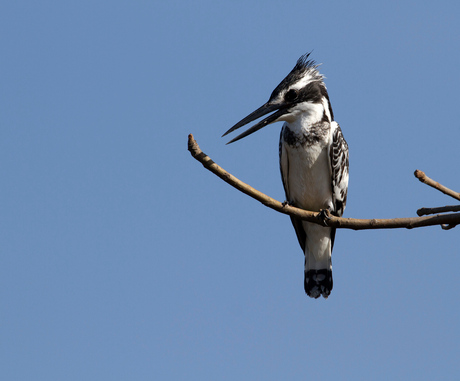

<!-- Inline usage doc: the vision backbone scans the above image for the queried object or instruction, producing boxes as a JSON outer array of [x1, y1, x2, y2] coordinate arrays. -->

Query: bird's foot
[[318, 209, 332, 227], [282, 200, 292, 207]]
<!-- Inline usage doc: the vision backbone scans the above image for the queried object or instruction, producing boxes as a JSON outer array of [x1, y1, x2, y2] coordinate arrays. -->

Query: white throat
[[279, 101, 327, 134]]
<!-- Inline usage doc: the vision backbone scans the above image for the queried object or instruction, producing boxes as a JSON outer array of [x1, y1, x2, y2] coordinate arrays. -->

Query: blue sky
[[1, 1, 459, 379]]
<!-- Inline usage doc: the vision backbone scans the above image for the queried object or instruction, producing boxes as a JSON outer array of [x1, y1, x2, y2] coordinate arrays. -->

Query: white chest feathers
[[280, 122, 333, 212]]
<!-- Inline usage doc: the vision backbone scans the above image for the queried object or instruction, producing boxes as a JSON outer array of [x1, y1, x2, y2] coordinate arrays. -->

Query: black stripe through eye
[[284, 89, 298, 102]]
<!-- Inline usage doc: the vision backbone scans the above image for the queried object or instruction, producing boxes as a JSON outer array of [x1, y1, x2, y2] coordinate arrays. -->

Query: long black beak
[[222, 102, 287, 144]]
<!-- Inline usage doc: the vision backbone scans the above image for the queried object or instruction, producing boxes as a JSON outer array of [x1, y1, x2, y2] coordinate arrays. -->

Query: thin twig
[[188, 134, 460, 231], [417, 205, 460, 216], [414, 170, 460, 201]]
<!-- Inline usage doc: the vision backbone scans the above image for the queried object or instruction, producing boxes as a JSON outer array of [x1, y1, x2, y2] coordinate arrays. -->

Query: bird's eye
[[285, 89, 298, 102]]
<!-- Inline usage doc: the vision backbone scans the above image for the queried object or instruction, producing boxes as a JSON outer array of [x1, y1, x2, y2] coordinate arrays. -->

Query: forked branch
[[188, 134, 460, 231]]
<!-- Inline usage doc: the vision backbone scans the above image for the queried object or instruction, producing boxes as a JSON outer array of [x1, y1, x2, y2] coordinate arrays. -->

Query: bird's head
[[223, 53, 334, 144]]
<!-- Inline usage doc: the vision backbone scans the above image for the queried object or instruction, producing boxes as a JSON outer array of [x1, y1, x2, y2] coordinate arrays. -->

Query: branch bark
[[417, 205, 460, 216], [188, 134, 460, 231], [414, 170, 460, 201]]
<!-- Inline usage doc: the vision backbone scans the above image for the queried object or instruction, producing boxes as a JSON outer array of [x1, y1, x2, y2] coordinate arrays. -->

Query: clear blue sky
[[1, 1, 459, 380]]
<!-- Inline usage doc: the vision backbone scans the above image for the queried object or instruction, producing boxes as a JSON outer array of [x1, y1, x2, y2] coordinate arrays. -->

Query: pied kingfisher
[[223, 53, 349, 299]]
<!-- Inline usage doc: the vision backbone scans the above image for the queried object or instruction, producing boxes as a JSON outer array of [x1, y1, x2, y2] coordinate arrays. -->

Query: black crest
[[294, 52, 319, 73], [270, 52, 324, 101]]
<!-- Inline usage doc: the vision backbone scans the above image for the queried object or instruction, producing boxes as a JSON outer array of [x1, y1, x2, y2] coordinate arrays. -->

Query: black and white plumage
[[223, 53, 349, 299]]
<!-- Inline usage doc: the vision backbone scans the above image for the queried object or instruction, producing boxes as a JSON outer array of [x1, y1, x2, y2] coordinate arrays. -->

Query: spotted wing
[[329, 122, 349, 218]]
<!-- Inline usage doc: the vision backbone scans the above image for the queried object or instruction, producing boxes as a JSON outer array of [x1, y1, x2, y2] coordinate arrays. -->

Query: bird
[[222, 53, 349, 299]]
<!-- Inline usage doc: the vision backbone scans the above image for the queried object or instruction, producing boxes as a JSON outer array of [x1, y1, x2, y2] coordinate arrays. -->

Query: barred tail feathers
[[303, 222, 333, 299]]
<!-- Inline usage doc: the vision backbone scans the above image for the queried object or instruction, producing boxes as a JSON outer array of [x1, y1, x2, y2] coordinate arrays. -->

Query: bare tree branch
[[188, 134, 460, 231], [414, 169, 460, 201], [441, 224, 457, 231], [417, 205, 460, 216]]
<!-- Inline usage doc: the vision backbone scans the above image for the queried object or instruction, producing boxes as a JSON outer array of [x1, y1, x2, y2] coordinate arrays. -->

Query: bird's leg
[[318, 209, 332, 226]]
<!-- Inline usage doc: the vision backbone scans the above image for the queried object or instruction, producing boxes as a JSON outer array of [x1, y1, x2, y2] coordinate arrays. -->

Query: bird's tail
[[304, 267, 333, 299], [303, 223, 333, 299]]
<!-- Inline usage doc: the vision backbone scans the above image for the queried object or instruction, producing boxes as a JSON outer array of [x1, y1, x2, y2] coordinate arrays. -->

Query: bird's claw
[[318, 209, 332, 226]]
